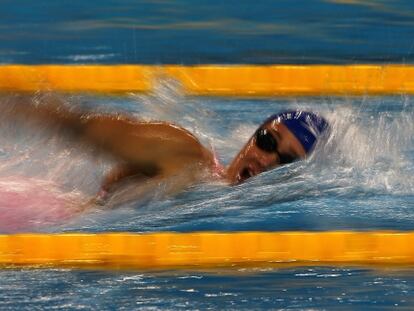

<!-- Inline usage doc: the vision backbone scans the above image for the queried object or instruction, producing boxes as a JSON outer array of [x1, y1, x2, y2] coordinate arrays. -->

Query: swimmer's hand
[[76, 190, 109, 212], [92, 189, 109, 206]]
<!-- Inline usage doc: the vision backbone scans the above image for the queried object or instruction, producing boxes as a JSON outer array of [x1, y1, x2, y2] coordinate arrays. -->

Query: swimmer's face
[[226, 121, 306, 184]]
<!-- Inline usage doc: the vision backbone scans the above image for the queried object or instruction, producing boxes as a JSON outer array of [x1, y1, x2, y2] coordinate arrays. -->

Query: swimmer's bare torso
[[3, 95, 216, 205]]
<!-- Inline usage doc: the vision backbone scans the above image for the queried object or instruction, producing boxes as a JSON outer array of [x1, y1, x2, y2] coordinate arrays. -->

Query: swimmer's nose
[[249, 146, 279, 170], [259, 153, 279, 169]]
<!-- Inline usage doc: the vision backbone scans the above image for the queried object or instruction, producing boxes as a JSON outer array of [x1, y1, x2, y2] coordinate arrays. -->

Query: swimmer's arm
[[1, 94, 85, 135], [91, 163, 205, 208], [100, 163, 158, 193], [4, 95, 215, 205], [85, 165, 140, 207], [100, 165, 139, 193], [93, 152, 209, 206], [4, 95, 213, 169]]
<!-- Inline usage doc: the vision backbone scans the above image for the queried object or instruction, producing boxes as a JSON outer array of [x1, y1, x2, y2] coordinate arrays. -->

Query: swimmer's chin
[[238, 167, 254, 183], [226, 166, 256, 185], [226, 162, 283, 184]]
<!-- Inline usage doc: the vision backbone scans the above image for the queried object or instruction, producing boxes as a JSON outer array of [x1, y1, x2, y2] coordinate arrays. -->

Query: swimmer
[[1, 96, 328, 205]]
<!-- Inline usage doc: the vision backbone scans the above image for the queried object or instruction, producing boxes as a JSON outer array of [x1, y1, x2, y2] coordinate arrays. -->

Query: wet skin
[[226, 120, 306, 184], [1, 95, 214, 199], [2, 95, 306, 204]]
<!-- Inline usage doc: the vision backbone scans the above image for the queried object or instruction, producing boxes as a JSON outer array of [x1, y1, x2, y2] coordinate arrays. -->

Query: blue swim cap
[[264, 111, 329, 153]]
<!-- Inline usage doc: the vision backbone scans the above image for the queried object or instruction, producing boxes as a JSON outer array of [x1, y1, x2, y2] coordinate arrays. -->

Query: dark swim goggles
[[255, 128, 297, 164]]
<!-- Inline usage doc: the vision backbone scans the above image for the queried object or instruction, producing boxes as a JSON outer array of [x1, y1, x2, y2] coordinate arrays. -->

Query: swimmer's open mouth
[[239, 167, 252, 183]]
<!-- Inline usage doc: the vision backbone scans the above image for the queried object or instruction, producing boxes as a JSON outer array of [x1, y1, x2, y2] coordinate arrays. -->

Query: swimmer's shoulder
[[83, 113, 215, 173]]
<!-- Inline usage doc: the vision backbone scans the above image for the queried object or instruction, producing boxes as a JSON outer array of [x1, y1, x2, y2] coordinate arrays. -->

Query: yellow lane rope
[[1, 231, 414, 269], [1, 65, 414, 96]]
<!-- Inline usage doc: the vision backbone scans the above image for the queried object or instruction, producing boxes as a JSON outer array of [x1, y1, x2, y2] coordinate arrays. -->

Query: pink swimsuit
[[0, 176, 83, 232]]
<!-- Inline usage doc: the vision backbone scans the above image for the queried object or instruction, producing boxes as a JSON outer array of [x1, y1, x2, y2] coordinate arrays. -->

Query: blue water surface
[[1, 0, 414, 64], [0, 92, 412, 310], [1, 267, 414, 310]]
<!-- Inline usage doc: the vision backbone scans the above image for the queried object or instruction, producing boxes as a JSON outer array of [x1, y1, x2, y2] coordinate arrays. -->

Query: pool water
[[0, 0, 414, 309], [0, 91, 413, 309], [0, 92, 412, 233], [2, 0, 414, 64], [1, 267, 414, 310]]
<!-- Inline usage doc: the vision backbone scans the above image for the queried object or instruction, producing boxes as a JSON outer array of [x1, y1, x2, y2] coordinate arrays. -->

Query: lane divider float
[[1, 231, 414, 269], [1, 65, 414, 96]]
